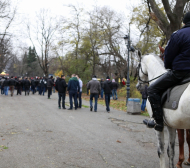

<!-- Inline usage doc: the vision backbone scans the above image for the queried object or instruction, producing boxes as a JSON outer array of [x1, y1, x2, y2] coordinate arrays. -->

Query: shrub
[[117, 78, 141, 99]]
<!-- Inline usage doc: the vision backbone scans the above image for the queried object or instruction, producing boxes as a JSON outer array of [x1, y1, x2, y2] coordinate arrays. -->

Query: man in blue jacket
[[67, 74, 80, 110], [143, 11, 190, 132]]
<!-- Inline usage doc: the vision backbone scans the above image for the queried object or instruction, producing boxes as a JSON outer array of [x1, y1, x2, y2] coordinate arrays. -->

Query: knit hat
[[183, 11, 190, 24], [106, 76, 110, 79]]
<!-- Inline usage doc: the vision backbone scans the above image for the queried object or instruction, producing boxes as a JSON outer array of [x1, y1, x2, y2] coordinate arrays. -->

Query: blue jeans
[[53, 86, 55, 93], [78, 92, 82, 108], [4, 86, 9, 95], [69, 91, 77, 109], [31, 85, 35, 94], [141, 99, 147, 111], [112, 89, 118, 99], [90, 94, 98, 111], [40, 87, 45, 95], [58, 92, 66, 108], [38, 86, 42, 94], [101, 88, 104, 98], [105, 94, 110, 111]]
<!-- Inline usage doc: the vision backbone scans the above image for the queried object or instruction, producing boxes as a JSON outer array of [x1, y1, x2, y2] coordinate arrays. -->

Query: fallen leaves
[[116, 140, 121, 143]]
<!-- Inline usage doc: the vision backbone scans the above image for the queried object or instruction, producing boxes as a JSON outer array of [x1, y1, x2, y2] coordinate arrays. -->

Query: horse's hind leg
[[167, 126, 176, 168], [186, 129, 190, 163], [176, 129, 185, 168], [155, 130, 166, 168]]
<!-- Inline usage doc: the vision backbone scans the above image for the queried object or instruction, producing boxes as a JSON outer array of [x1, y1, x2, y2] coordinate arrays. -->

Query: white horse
[[136, 53, 190, 168]]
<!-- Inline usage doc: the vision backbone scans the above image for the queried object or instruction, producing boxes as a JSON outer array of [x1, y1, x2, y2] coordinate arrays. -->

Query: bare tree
[[27, 9, 58, 77], [92, 7, 129, 78], [0, 0, 16, 72]]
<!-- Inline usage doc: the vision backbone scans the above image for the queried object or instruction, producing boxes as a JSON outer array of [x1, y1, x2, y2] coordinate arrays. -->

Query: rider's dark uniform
[[143, 11, 190, 132]]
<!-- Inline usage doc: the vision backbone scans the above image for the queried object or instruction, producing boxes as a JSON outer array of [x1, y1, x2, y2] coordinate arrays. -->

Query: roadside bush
[[117, 78, 141, 99]]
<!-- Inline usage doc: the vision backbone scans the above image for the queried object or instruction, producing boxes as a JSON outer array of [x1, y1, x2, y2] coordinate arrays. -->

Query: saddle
[[161, 76, 190, 110]]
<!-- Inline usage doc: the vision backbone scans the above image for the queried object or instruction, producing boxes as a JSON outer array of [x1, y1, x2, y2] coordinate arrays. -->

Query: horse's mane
[[142, 53, 164, 67]]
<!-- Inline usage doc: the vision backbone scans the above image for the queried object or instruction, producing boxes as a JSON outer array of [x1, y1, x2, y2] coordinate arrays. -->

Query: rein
[[137, 60, 166, 84]]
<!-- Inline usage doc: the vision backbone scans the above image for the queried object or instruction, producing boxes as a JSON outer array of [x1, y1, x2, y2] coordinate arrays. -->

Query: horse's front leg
[[167, 126, 176, 168], [155, 129, 166, 168]]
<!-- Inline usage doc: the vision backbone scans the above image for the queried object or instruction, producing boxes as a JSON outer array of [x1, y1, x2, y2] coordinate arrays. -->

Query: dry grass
[[82, 96, 127, 112]]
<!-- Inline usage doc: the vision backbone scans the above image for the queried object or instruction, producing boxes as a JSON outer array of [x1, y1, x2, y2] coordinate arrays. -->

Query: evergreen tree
[[27, 47, 37, 76]]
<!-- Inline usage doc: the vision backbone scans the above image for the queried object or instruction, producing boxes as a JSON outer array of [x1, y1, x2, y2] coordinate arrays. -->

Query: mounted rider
[[143, 11, 190, 132]]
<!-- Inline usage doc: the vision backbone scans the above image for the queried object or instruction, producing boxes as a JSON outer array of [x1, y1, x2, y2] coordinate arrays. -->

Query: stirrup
[[143, 118, 163, 132], [147, 118, 155, 126]]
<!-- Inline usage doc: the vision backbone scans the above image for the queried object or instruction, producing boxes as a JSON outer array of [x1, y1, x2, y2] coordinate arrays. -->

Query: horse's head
[[136, 52, 149, 92]]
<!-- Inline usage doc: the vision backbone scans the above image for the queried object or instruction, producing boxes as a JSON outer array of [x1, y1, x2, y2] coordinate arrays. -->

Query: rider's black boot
[[143, 94, 164, 132]]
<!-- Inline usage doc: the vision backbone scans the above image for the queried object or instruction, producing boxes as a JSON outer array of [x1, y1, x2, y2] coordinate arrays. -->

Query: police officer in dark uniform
[[143, 11, 190, 132]]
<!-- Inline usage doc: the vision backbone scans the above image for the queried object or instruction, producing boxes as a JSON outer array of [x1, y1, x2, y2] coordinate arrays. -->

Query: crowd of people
[[0, 74, 120, 113], [0, 76, 55, 98]]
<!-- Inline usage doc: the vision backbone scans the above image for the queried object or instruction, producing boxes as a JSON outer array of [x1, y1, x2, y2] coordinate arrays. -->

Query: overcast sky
[[17, 0, 140, 17], [11, 0, 141, 53]]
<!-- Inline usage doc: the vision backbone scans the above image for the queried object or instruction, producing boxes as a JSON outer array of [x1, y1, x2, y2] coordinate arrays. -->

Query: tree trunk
[[148, 0, 187, 41]]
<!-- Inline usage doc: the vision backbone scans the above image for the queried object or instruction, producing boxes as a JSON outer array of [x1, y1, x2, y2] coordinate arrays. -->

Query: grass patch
[[65, 103, 70, 106], [82, 105, 89, 108], [3, 146, 8, 149], [0, 145, 8, 150], [141, 111, 149, 117], [117, 78, 142, 98]]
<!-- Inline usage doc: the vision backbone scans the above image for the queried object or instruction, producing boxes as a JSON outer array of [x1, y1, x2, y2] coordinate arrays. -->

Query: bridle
[[137, 57, 166, 84]]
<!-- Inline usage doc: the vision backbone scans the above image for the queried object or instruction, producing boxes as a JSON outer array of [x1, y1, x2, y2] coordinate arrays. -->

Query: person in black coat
[[0, 77, 5, 94], [16, 79, 23, 95], [9, 76, 17, 96], [3, 77, 9, 96], [38, 77, 42, 94], [57, 75, 68, 109], [24, 78, 31, 96], [55, 77, 60, 92], [35, 77, 39, 93], [40, 77, 46, 96], [44, 77, 47, 92], [143, 12, 190, 132], [100, 79, 104, 98], [103, 76, 113, 112], [47, 76, 54, 99], [31, 78, 36, 94], [112, 79, 119, 100]]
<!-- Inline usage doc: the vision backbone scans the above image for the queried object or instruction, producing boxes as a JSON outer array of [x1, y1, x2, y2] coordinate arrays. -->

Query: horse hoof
[[176, 164, 182, 168], [184, 160, 190, 165]]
